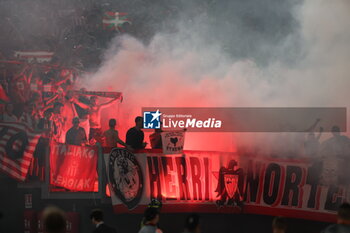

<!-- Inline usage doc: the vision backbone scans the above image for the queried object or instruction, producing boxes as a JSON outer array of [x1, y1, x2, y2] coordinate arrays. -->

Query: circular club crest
[[108, 148, 143, 210]]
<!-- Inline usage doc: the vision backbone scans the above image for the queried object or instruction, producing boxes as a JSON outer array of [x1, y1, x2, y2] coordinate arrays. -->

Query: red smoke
[[82, 40, 238, 152]]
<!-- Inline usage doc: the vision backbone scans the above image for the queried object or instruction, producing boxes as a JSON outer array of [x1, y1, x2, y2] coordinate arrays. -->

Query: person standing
[[126, 116, 147, 150], [272, 217, 287, 233], [90, 209, 117, 233], [139, 207, 162, 233], [103, 118, 130, 149], [182, 214, 200, 233], [42, 206, 66, 233], [51, 102, 65, 143], [65, 117, 87, 146], [321, 203, 350, 233], [149, 128, 163, 149], [2, 103, 18, 122], [74, 88, 91, 140], [74, 95, 120, 144], [60, 91, 79, 142], [19, 102, 36, 129]]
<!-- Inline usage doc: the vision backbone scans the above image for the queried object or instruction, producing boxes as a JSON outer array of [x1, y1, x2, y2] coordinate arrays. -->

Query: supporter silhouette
[[51, 102, 65, 143], [19, 102, 36, 128], [182, 214, 200, 233], [126, 116, 147, 150], [74, 95, 120, 144], [90, 209, 117, 233], [272, 216, 287, 233], [42, 206, 66, 233], [321, 126, 350, 159], [61, 90, 79, 139], [149, 127, 163, 149], [65, 117, 87, 146], [37, 108, 54, 135], [320, 126, 350, 187], [139, 207, 162, 233], [74, 88, 90, 139], [2, 103, 17, 122], [103, 118, 130, 149], [322, 203, 350, 233]]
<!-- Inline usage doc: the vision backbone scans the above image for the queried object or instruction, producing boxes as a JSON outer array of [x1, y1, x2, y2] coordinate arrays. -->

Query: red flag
[[0, 85, 9, 103], [0, 123, 41, 181], [50, 142, 98, 191]]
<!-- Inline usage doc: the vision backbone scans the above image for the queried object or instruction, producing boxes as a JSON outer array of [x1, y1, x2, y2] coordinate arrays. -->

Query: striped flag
[[43, 84, 53, 92], [0, 123, 41, 181]]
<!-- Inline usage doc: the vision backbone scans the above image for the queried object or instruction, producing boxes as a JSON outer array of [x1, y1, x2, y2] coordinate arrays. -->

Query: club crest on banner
[[224, 174, 239, 199], [108, 148, 143, 210], [215, 160, 243, 208]]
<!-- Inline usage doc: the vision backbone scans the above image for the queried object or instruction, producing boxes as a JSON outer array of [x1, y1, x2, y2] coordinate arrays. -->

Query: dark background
[[0, 175, 330, 233]]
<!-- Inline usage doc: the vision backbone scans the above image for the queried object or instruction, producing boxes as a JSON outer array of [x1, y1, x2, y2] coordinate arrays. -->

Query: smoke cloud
[[71, 0, 350, 151]]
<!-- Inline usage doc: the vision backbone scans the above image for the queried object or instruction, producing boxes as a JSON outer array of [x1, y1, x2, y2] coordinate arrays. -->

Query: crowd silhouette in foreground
[[25, 202, 349, 233]]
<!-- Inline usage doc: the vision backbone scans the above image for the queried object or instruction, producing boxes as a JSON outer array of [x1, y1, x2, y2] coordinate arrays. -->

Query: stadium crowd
[[19, 202, 350, 233]]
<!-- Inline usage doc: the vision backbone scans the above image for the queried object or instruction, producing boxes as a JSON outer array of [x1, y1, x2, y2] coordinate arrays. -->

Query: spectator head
[[65, 79, 72, 87], [90, 209, 103, 225], [5, 103, 14, 114], [90, 96, 98, 106], [31, 91, 41, 103], [44, 108, 53, 119], [65, 90, 74, 100], [272, 217, 287, 233], [42, 206, 66, 233], [184, 214, 200, 233], [332, 125, 341, 137], [337, 203, 350, 225], [72, 117, 80, 128], [23, 102, 34, 114], [60, 69, 70, 78], [109, 118, 116, 128], [53, 102, 64, 114], [143, 207, 159, 225], [135, 116, 143, 128]]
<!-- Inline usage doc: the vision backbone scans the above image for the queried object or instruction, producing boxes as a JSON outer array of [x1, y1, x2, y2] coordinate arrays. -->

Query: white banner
[[161, 131, 185, 154], [105, 149, 342, 223]]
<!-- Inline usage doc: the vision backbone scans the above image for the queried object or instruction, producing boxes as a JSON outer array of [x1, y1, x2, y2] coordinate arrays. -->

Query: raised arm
[[72, 97, 90, 110], [99, 97, 120, 109], [44, 93, 59, 106], [316, 127, 323, 140], [55, 75, 71, 86], [305, 118, 321, 132], [116, 132, 128, 147]]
